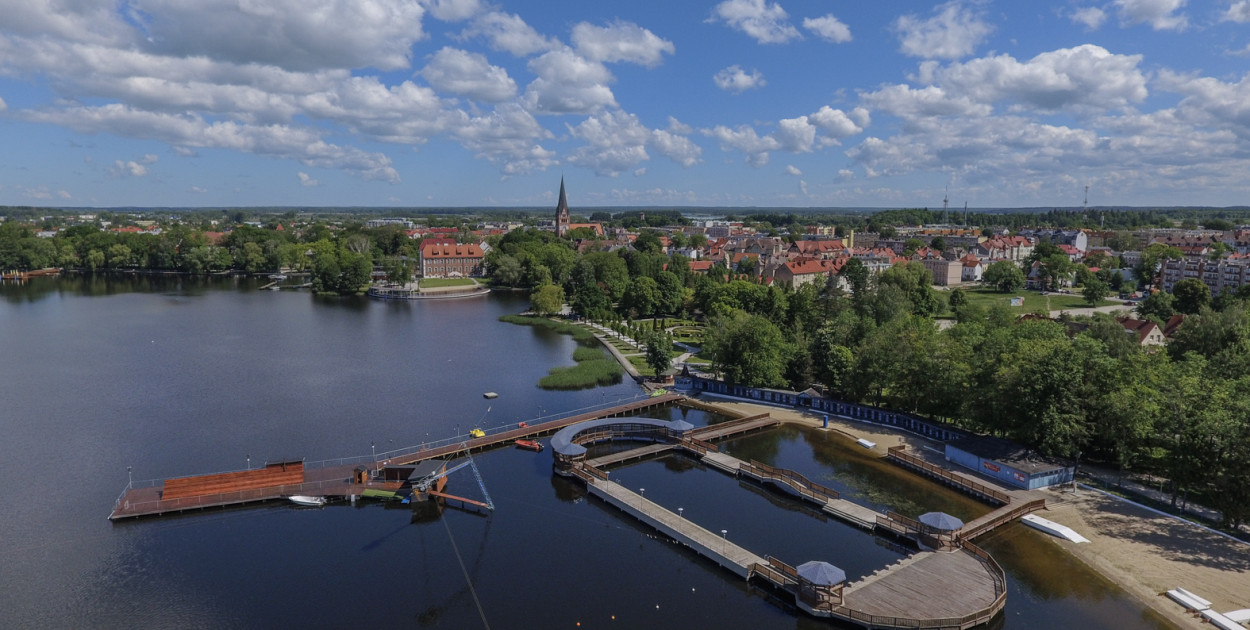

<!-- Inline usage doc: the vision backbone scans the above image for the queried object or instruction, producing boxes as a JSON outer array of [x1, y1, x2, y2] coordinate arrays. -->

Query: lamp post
[[678, 507, 684, 520], [127, 466, 132, 489], [371, 441, 376, 463], [640, 488, 645, 497], [721, 529, 728, 553], [246, 454, 250, 470]]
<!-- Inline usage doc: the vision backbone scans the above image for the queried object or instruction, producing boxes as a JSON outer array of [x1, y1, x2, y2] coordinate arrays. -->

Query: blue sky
[[2, 0, 1250, 208]]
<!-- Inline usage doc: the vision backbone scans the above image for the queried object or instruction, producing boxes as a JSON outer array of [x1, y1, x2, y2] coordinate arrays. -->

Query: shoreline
[[690, 398, 1250, 629]]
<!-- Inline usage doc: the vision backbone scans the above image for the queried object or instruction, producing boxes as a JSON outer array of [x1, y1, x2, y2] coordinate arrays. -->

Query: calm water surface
[[0, 276, 1173, 629]]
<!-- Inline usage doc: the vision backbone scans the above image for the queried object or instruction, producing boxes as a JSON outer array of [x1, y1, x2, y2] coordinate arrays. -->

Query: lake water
[[0, 276, 1173, 629]]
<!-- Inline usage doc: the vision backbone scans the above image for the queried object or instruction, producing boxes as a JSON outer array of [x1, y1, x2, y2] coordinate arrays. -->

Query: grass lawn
[[419, 277, 476, 288], [956, 286, 1120, 313]]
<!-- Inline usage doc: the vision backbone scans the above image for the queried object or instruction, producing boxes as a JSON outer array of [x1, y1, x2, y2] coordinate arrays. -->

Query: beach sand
[[695, 399, 1250, 628]]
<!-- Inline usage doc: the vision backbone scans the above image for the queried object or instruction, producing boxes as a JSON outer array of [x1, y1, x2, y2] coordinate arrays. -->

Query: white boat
[[288, 495, 326, 507], [269, 273, 287, 280], [856, 438, 877, 450], [483, 392, 498, 399]]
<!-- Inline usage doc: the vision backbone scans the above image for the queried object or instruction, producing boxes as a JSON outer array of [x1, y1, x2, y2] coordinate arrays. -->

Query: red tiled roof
[[422, 243, 484, 259]]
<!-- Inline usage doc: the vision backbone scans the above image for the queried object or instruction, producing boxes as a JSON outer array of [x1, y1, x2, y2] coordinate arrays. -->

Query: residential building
[[921, 257, 963, 286], [1160, 256, 1250, 294], [1020, 229, 1088, 253], [365, 218, 414, 229]]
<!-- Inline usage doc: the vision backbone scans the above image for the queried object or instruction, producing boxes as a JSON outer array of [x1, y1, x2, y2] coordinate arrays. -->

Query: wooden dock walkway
[[583, 471, 768, 579], [109, 393, 687, 520], [689, 413, 779, 440]]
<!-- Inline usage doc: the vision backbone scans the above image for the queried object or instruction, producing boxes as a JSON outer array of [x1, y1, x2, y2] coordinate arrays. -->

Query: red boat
[[514, 439, 543, 452]]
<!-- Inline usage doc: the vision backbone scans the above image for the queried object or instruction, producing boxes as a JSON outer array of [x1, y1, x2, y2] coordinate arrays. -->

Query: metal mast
[[943, 186, 949, 225]]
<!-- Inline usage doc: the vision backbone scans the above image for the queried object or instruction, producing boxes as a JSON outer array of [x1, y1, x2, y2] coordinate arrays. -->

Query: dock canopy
[[797, 561, 846, 585], [668, 419, 694, 434], [919, 512, 964, 531]]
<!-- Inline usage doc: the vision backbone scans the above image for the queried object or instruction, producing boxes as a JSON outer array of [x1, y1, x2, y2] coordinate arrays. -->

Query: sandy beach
[[697, 399, 1250, 629]]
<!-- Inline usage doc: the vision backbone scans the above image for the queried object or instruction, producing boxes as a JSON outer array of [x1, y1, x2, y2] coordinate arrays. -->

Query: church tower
[[555, 177, 571, 236]]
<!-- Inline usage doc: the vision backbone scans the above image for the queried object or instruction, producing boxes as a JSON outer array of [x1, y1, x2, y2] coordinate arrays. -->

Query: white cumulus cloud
[[132, 0, 429, 72], [419, 0, 481, 22], [571, 21, 675, 67], [523, 48, 616, 115], [785, 164, 802, 176], [803, 14, 852, 43], [297, 171, 319, 187], [927, 45, 1148, 111], [713, 65, 766, 93], [0, 96, 6, 112], [1070, 7, 1108, 29], [420, 47, 516, 102], [1225, 0, 1250, 22], [1113, 0, 1188, 30], [895, 1, 993, 60], [709, 0, 801, 44], [111, 160, 148, 177], [462, 11, 559, 57]]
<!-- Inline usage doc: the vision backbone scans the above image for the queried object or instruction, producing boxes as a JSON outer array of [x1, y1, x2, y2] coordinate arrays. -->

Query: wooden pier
[[109, 393, 687, 520]]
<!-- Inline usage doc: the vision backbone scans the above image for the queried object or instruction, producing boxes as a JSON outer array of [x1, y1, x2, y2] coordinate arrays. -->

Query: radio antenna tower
[[963, 201, 968, 227], [943, 186, 949, 225], [1083, 185, 1089, 213]]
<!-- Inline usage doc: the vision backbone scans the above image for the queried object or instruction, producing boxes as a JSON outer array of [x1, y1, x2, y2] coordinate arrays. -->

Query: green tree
[[655, 271, 685, 316], [982, 260, 1025, 293], [929, 236, 947, 251], [1172, 278, 1211, 314], [644, 330, 673, 378], [622, 276, 659, 318], [838, 258, 870, 296], [1137, 291, 1175, 320], [949, 287, 968, 310], [1082, 275, 1110, 306], [703, 310, 790, 387], [106, 243, 132, 268], [530, 283, 565, 315]]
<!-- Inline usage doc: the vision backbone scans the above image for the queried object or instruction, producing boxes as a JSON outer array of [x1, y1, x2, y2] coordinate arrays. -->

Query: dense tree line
[[491, 226, 1250, 528]]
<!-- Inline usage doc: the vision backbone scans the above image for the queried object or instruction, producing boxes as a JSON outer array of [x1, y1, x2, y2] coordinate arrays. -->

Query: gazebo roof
[[919, 511, 964, 531], [796, 560, 846, 585]]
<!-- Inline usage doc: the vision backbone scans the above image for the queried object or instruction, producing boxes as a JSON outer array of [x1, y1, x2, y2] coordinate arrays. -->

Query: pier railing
[[742, 460, 841, 503], [886, 446, 1011, 505], [959, 498, 1046, 540]]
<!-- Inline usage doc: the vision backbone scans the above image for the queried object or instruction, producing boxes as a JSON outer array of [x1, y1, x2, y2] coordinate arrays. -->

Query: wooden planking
[[843, 550, 999, 619], [589, 478, 768, 576], [586, 443, 676, 468], [690, 414, 780, 441]]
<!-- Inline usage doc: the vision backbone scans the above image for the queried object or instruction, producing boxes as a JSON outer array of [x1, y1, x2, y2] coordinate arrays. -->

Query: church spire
[[555, 177, 570, 236]]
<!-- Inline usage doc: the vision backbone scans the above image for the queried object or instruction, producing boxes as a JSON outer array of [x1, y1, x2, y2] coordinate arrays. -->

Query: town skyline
[[3, 1, 1250, 208]]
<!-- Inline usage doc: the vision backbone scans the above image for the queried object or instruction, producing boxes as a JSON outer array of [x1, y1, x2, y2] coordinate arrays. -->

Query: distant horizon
[[6, 204, 1250, 215]]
